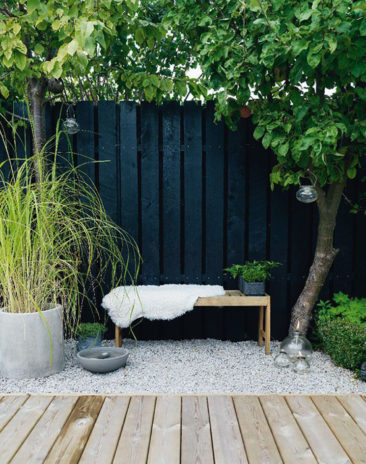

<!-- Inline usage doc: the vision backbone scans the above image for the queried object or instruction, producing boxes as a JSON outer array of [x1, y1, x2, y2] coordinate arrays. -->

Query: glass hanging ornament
[[274, 350, 291, 368], [296, 185, 318, 203], [62, 117, 80, 135], [280, 322, 313, 362], [293, 352, 310, 374]]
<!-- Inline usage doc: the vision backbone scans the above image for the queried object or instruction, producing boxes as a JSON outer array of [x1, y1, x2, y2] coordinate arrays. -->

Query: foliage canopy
[[164, 0, 366, 188]]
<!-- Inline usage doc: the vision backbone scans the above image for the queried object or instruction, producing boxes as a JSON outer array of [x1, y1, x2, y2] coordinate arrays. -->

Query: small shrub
[[76, 322, 107, 339], [315, 293, 366, 373], [224, 261, 280, 283]]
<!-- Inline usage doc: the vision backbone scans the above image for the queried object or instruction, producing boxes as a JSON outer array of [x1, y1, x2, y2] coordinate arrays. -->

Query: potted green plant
[[0, 136, 140, 379], [76, 322, 107, 351], [225, 261, 280, 296]]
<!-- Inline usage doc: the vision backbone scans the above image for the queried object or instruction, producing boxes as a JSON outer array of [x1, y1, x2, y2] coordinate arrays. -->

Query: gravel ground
[[1, 339, 365, 394]]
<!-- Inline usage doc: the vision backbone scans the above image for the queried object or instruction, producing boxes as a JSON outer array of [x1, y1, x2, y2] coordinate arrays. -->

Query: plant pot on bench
[[225, 260, 281, 296], [239, 277, 265, 296]]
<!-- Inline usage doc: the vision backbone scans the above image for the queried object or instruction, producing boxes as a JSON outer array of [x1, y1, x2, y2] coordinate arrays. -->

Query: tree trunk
[[290, 182, 346, 334], [27, 77, 48, 183]]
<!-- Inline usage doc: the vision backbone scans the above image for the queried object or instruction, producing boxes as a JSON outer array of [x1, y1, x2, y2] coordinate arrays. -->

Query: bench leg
[[115, 325, 122, 347], [258, 306, 264, 347], [265, 300, 271, 355]]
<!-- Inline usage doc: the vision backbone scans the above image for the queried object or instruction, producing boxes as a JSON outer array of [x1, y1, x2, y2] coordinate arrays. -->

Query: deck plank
[[337, 395, 366, 434], [0, 395, 53, 463], [260, 396, 317, 464], [0, 395, 28, 433], [113, 396, 156, 464], [312, 395, 366, 464], [44, 395, 104, 464], [234, 396, 282, 464], [79, 396, 130, 464], [208, 396, 248, 464], [147, 396, 181, 464], [11, 395, 78, 464], [182, 396, 214, 464], [286, 396, 351, 464]]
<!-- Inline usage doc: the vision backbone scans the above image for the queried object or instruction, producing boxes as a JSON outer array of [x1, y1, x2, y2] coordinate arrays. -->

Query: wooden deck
[[0, 395, 365, 463]]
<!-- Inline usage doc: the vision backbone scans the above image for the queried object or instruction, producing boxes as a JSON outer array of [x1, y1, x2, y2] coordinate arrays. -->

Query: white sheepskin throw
[[102, 284, 225, 328]]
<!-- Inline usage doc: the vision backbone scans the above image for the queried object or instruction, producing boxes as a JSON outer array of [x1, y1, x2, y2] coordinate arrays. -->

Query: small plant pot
[[239, 277, 265, 295], [77, 333, 102, 352]]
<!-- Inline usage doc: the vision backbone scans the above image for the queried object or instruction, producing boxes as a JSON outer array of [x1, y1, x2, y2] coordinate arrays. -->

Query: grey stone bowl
[[77, 347, 129, 373]]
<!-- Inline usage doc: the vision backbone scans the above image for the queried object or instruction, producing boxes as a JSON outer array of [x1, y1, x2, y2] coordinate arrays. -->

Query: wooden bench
[[115, 290, 271, 354]]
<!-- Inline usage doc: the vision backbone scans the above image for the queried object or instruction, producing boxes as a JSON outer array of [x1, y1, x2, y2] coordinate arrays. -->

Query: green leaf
[[14, 51, 26, 71], [34, 43, 45, 55], [298, 9, 312, 22], [292, 39, 309, 57], [325, 35, 337, 54], [0, 83, 9, 98], [347, 167, 357, 179], [262, 132, 272, 149], [176, 80, 187, 97], [0, 23, 6, 35], [52, 20, 61, 31], [253, 126, 265, 140], [307, 51, 321, 68], [27, 0, 40, 14], [278, 141, 289, 157], [144, 85, 155, 102], [360, 19, 366, 36], [135, 28, 145, 45]]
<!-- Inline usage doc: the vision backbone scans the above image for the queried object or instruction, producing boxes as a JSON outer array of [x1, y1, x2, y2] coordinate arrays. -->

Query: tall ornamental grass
[[0, 134, 140, 332]]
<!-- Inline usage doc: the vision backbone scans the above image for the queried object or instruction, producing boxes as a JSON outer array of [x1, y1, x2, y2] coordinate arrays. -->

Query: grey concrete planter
[[0, 305, 65, 379], [239, 277, 265, 295]]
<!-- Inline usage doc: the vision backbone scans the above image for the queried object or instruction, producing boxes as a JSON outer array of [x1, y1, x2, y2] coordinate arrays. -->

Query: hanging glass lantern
[[62, 117, 80, 135], [293, 352, 310, 374], [280, 324, 313, 362], [274, 350, 291, 368], [296, 185, 318, 203]]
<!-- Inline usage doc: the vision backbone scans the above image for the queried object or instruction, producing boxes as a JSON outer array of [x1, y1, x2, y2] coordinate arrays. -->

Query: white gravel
[[1, 339, 365, 394]]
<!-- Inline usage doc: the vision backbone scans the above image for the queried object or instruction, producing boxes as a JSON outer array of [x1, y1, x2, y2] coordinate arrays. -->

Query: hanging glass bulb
[[280, 323, 313, 362], [62, 117, 80, 135], [274, 350, 291, 368], [293, 352, 310, 374], [296, 185, 318, 203]]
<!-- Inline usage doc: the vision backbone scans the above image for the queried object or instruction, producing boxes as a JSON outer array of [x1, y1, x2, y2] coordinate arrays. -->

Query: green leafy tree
[[0, 0, 196, 180], [164, 0, 366, 333]]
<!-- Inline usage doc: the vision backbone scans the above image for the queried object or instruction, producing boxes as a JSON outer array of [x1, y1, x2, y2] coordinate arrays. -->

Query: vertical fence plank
[[226, 121, 246, 340], [162, 101, 181, 283], [204, 102, 225, 338], [289, 192, 314, 320], [98, 101, 118, 224], [333, 190, 355, 294], [13, 103, 32, 163], [140, 102, 160, 284], [53, 102, 74, 172], [183, 101, 203, 338], [205, 101, 225, 284], [269, 186, 290, 339], [120, 102, 138, 241], [76, 102, 95, 185], [247, 128, 268, 261], [184, 102, 203, 283]]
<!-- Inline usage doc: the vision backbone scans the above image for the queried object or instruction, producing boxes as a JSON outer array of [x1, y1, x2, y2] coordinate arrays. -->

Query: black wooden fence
[[2, 101, 365, 340]]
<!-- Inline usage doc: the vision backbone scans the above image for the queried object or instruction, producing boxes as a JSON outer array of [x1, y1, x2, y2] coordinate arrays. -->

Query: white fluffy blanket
[[102, 284, 225, 328]]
